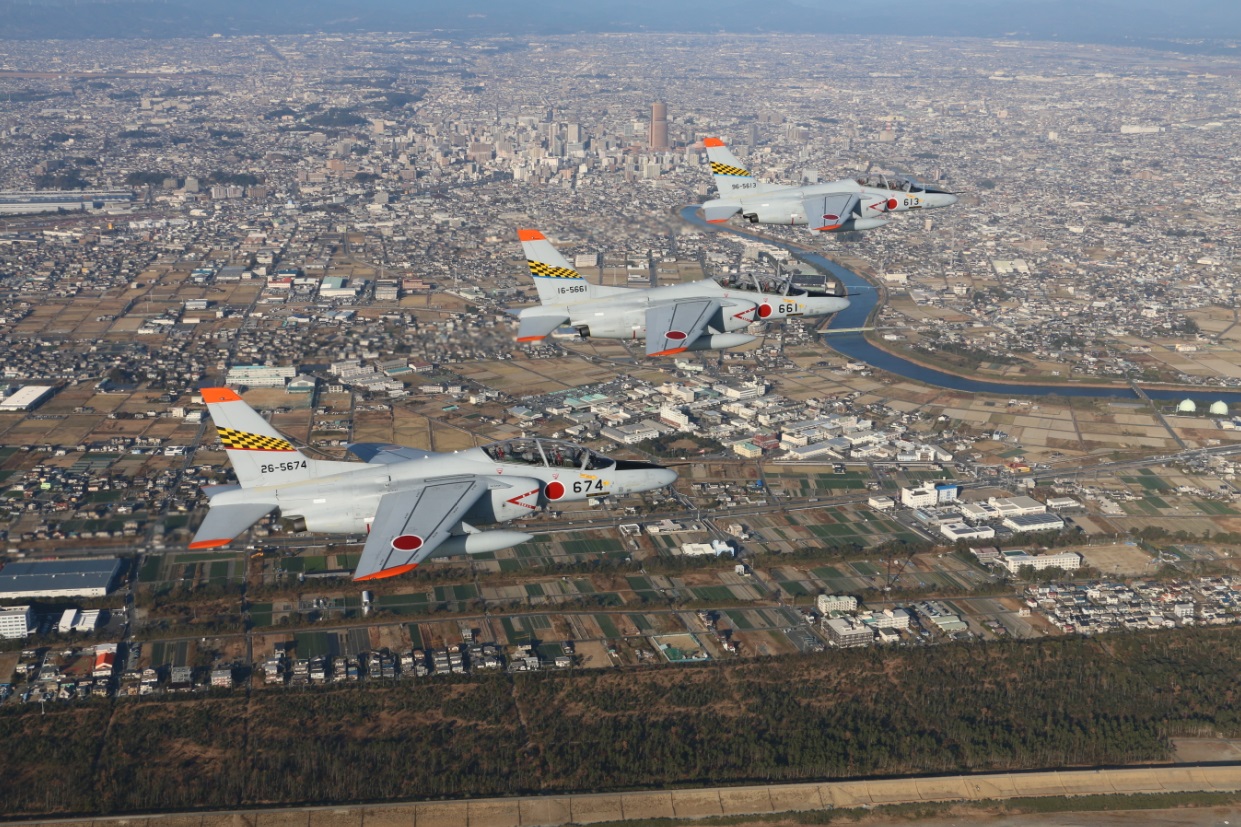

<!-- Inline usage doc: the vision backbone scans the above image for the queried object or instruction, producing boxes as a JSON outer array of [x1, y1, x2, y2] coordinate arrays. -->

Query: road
[[6, 764, 1239, 827]]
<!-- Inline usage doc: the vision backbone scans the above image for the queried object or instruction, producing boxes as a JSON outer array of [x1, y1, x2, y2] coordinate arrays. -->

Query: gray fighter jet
[[701, 137, 958, 232], [189, 388, 676, 580], [513, 229, 849, 355]]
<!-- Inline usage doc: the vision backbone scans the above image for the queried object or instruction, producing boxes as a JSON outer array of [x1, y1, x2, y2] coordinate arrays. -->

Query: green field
[[377, 593, 431, 615], [594, 614, 621, 638], [562, 537, 623, 555], [628, 613, 653, 633], [294, 631, 334, 659], [501, 616, 542, 644], [1124, 474, 1173, 492], [138, 555, 162, 583], [776, 579, 810, 597], [691, 585, 736, 602], [432, 584, 478, 604], [149, 640, 189, 668]]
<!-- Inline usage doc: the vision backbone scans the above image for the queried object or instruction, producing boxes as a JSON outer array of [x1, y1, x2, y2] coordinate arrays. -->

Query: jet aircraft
[[512, 229, 849, 356], [700, 137, 958, 232], [189, 388, 677, 580]]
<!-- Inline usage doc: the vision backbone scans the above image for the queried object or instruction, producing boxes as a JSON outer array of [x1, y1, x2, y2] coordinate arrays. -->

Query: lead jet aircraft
[[700, 137, 958, 232], [189, 388, 676, 580], [512, 229, 849, 356]]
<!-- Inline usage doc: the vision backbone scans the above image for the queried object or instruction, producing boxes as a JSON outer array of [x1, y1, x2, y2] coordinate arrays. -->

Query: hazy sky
[[1, 0, 1239, 42]]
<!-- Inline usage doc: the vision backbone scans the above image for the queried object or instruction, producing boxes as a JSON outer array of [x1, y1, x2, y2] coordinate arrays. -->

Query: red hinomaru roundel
[[391, 534, 423, 552]]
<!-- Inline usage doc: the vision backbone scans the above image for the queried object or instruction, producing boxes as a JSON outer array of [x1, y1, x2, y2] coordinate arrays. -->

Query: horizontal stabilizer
[[516, 311, 570, 343], [701, 202, 741, 224], [189, 501, 276, 550]]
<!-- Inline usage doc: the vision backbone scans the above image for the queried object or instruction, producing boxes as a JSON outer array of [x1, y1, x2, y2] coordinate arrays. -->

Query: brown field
[[735, 629, 796, 657], [1078, 543, 1157, 575], [352, 409, 394, 442], [369, 623, 411, 652], [572, 639, 615, 668]]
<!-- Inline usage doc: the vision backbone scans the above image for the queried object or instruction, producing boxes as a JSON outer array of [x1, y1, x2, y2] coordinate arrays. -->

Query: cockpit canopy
[[716, 272, 838, 299], [482, 438, 613, 470], [856, 173, 953, 195], [718, 272, 800, 295]]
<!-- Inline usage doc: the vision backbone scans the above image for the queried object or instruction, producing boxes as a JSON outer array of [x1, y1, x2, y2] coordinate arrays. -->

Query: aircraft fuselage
[[205, 444, 675, 538], [544, 279, 848, 340]]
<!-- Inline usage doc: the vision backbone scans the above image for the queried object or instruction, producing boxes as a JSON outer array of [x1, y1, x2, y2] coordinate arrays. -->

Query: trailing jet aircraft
[[700, 137, 958, 232], [512, 229, 849, 356], [189, 388, 676, 580]]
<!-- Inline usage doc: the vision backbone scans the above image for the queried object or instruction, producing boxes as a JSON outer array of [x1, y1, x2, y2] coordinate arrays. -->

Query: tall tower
[[649, 102, 669, 150]]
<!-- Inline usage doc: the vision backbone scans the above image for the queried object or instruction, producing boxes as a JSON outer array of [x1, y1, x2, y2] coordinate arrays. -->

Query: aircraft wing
[[804, 192, 861, 231], [646, 299, 720, 357], [347, 443, 434, 464], [189, 501, 277, 550], [354, 476, 488, 581]]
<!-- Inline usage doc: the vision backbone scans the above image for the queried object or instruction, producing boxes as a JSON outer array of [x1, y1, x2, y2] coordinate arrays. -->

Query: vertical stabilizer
[[704, 137, 769, 196], [201, 388, 356, 488], [518, 229, 600, 307]]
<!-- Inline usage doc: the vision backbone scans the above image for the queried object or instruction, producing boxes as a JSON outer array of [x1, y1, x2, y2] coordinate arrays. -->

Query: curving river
[[680, 205, 1241, 406]]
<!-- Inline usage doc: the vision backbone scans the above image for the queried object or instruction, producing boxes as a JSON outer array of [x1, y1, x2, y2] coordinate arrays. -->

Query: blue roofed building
[[0, 558, 123, 599]]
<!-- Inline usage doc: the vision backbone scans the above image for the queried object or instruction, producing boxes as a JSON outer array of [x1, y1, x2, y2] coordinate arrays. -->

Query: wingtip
[[188, 538, 232, 550], [516, 335, 547, 343], [703, 137, 725, 148], [517, 229, 545, 242], [648, 347, 688, 358], [201, 387, 242, 404], [354, 563, 419, 582]]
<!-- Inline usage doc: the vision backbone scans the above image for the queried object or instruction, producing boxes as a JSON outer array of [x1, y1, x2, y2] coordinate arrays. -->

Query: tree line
[[3, 628, 1241, 816]]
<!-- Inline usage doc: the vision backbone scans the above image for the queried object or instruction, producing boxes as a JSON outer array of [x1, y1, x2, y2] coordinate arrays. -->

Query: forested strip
[[3, 629, 1241, 816]]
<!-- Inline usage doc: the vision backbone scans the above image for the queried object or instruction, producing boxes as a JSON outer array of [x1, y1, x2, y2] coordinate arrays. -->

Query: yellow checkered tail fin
[[201, 387, 355, 488], [703, 137, 765, 196], [517, 228, 600, 307]]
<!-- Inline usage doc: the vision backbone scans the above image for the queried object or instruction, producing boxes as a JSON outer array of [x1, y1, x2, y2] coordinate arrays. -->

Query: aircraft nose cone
[[942, 193, 959, 207], [652, 468, 679, 489]]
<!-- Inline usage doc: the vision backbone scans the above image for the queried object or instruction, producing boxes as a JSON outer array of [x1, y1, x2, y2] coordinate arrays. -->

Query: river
[[680, 205, 1241, 406]]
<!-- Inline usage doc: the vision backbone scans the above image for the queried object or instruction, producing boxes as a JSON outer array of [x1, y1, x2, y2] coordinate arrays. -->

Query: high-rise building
[[649, 102, 669, 150]]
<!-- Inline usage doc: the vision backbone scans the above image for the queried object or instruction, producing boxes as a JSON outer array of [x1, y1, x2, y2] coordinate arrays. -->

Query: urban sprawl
[[1, 33, 1241, 704]]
